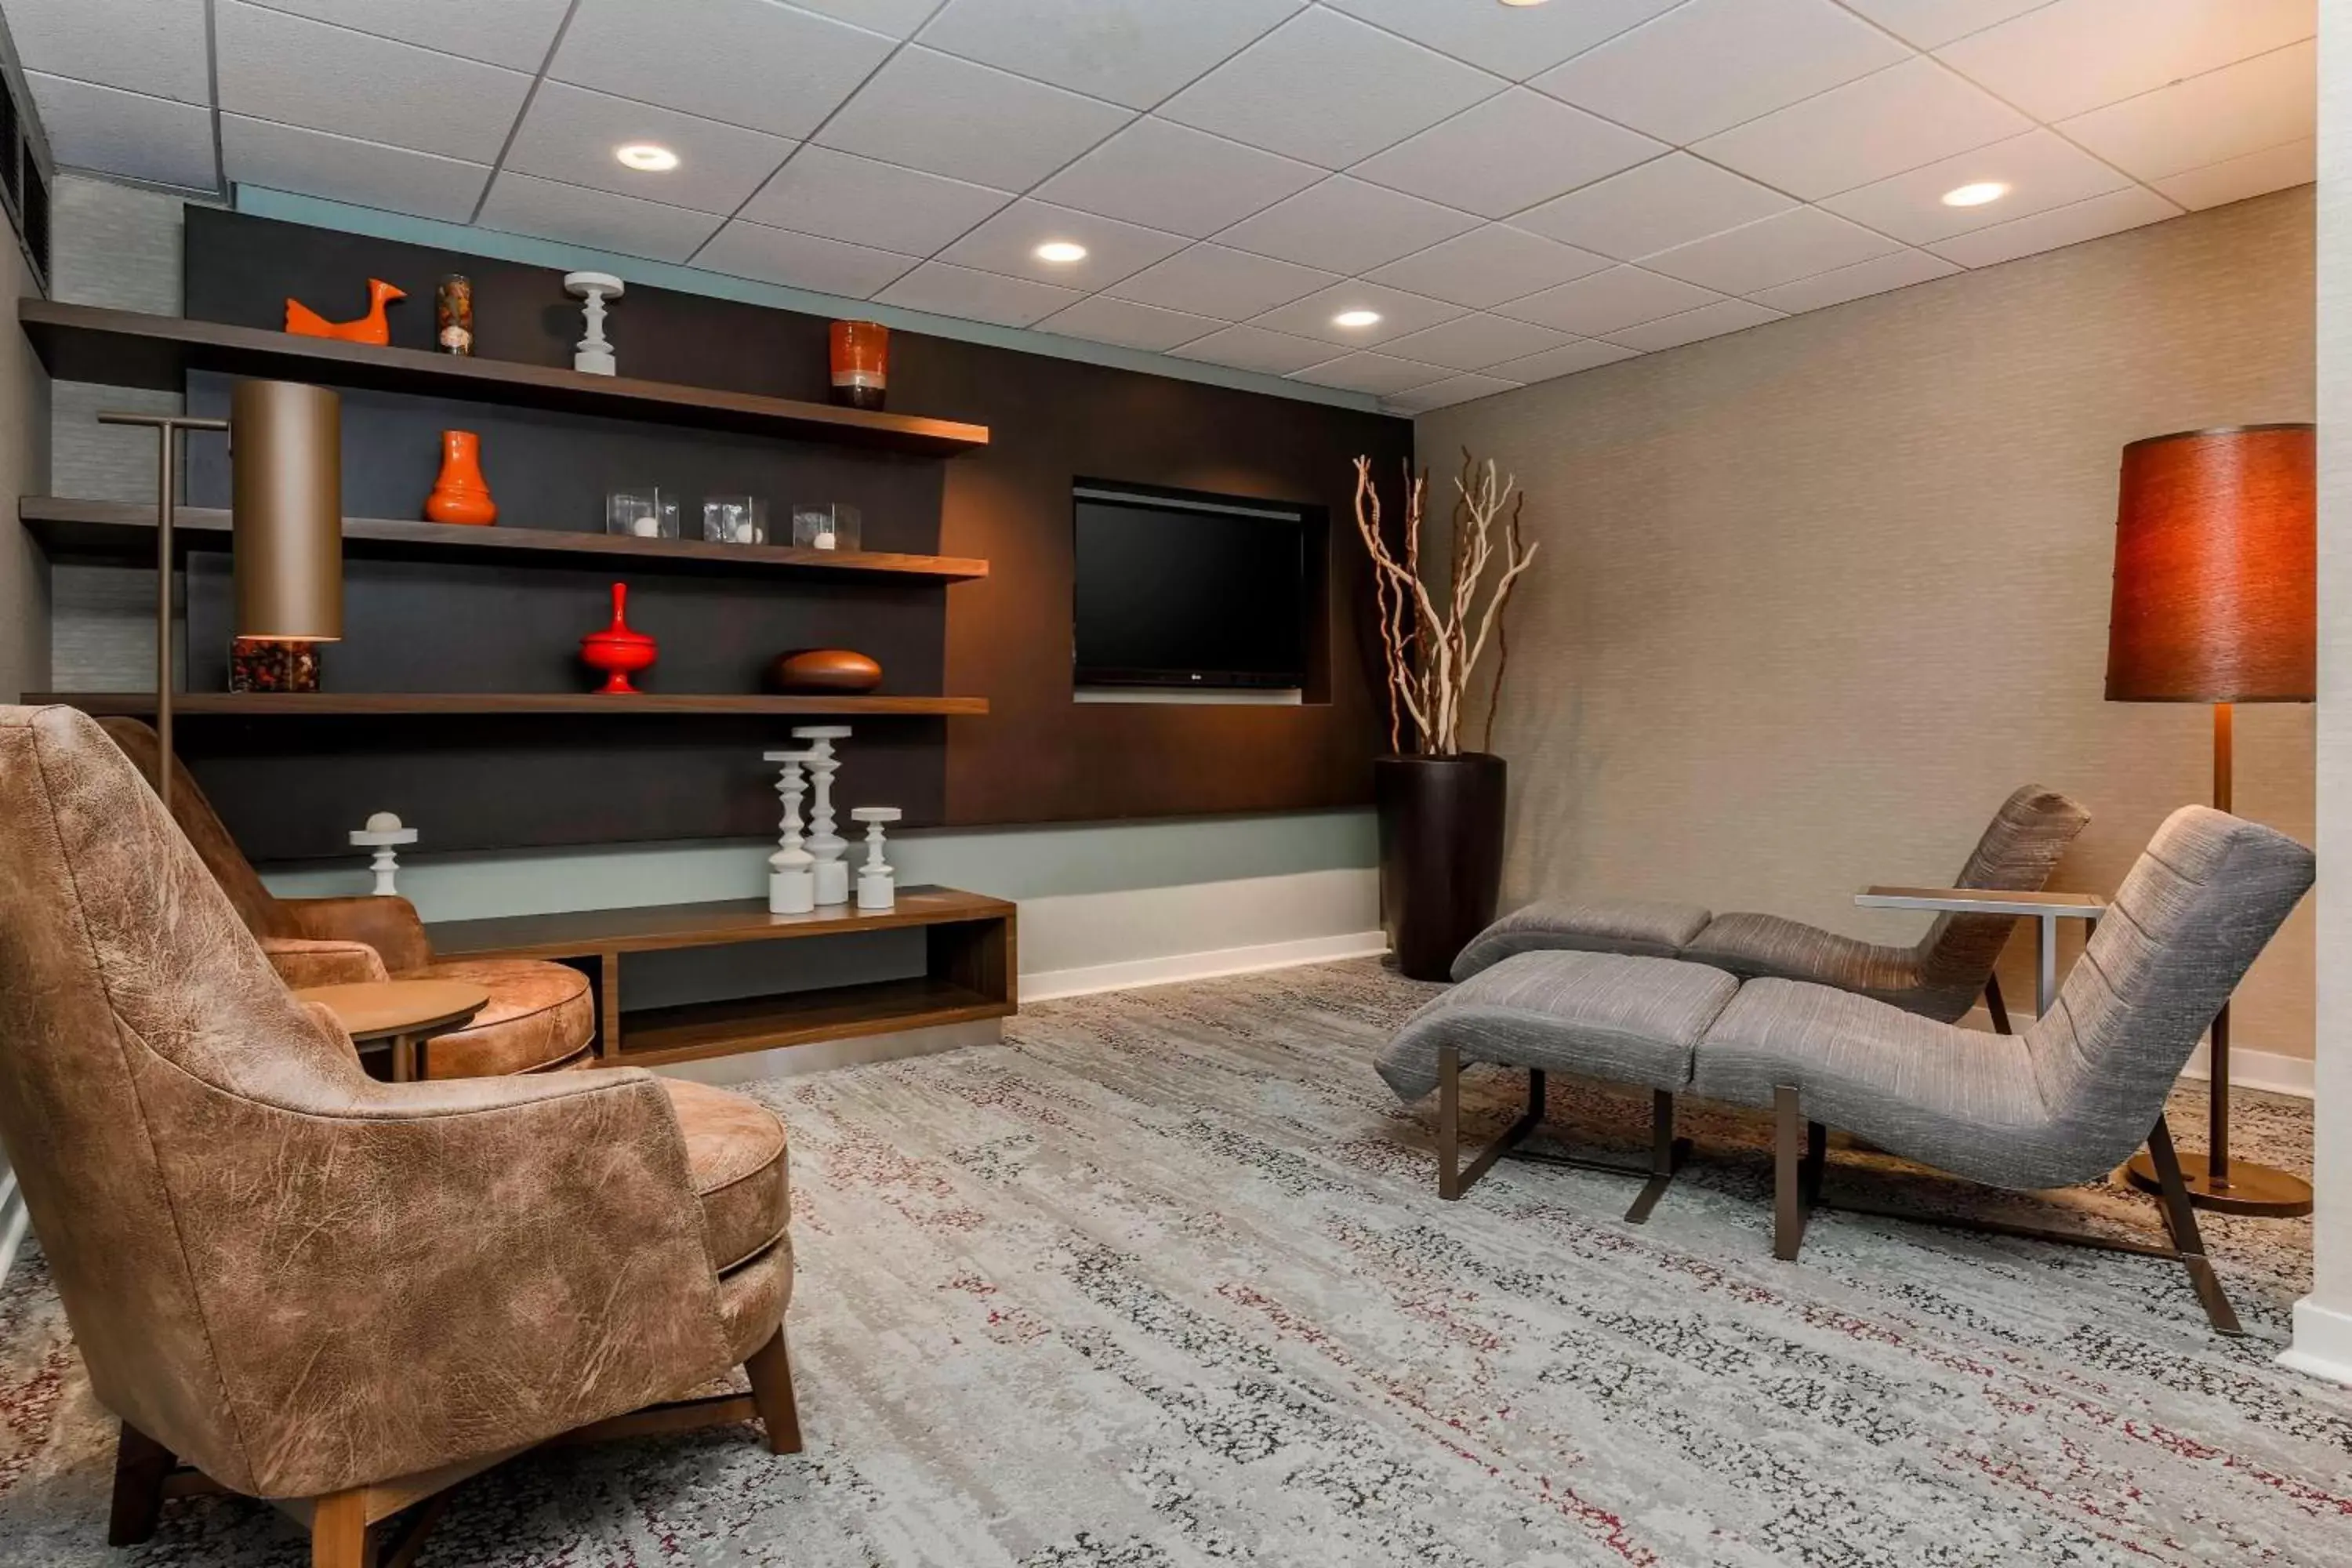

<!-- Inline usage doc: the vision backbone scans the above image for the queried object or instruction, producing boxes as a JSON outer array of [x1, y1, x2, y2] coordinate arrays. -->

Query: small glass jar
[[435, 274, 473, 356], [608, 488, 679, 539], [702, 495, 767, 545], [791, 502, 862, 552], [828, 320, 887, 410], [229, 637, 321, 693]]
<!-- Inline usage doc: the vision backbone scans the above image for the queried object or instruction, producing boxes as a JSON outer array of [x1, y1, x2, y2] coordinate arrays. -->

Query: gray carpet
[[0, 958, 2342, 1566]]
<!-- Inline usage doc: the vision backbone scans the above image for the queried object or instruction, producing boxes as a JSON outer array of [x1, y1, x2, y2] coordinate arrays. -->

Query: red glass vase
[[579, 582, 655, 694]]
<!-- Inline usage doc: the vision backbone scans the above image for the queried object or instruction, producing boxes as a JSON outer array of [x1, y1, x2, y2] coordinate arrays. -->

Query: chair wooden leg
[[310, 1490, 374, 1568], [744, 1328, 804, 1455], [1984, 975, 2013, 1035], [2145, 1116, 2245, 1337], [1773, 1086, 1817, 1261], [107, 1422, 172, 1546]]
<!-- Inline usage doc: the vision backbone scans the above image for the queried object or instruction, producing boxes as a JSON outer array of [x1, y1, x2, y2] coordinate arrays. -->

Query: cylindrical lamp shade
[[231, 379, 343, 641], [2104, 423, 2314, 702]]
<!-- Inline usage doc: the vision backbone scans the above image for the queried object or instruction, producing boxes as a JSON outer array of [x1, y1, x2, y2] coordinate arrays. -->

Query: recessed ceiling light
[[1034, 241, 1088, 263], [615, 143, 679, 172], [1334, 309, 1382, 328], [1499, 0, 1552, 6], [1941, 180, 2009, 208]]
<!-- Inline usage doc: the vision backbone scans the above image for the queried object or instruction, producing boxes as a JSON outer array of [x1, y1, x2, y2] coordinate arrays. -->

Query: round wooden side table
[[295, 979, 491, 1083]]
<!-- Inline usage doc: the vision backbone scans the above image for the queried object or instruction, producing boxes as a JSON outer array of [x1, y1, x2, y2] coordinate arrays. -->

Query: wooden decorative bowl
[[768, 648, 882, 692]]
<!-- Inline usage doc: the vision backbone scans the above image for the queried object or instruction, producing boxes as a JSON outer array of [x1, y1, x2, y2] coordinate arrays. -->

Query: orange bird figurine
[[285, 278, 405, 345]]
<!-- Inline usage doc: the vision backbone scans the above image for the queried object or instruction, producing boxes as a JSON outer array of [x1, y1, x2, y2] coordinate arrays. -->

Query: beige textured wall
[[1421, 188, 2317, 1062]]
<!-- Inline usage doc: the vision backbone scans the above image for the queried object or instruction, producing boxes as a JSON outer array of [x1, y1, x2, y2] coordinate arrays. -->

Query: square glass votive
[[702, 495, 768, 545], [791, 502, 862, 552], [608, 488, 680, 539]]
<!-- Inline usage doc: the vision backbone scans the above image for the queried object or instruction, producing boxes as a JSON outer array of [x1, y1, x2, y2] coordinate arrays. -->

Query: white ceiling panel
[[1694, 58, 2031, 201], [914, 0, 1301, 110], [1745, 246, 1960, 312], [1936, 0, 2315, 124], [1486, 338, 1641, 380], [875, 260, 1086, 325], [789, 0, 945, 38], [6, 0, 210, 103], [739, 147, 1011, 256], [477, 172, 728, 263], [1214, 176, 1479, 275], [1639, 207, 1901, 295], [937, 198, 1189, 288], [1497, 265, 1722, 336], [693, 220, 920, 298], [216, 2, 534, 164], [1926, 185, 2183, 267], [1835, 0, 2053, 51], [1348, 89, 1663, 220], [1383, 372, 1522, 414], [1156, 7, 1501, 170], [1321, 0, 1685, 80], [1248, 281, 1465, 347], [815, 47, 1133, 191], [1287, 350, 1449, 395], [1603, 297, 1783, 351], [554, 0, 895, 140], [503, 84, 796, 217], [1169, 324, 1343, 374], [27, 74, 216, 188], [243, 0, 572, 70], [1366, 226, 1612, 310], [2057, 41, 2316, 182], [1034, 295, 1225, 352], [1533, 0, 1907, 146], [1035, 119, 1322, 238], [1819, 129, 2132, 245], [223, 114, 488, 222], [1510, 153, 1795, 263], [1378, 314, 1573, 373], [2153, 137, 2316, 211], [1105, 243, 1337, 318]]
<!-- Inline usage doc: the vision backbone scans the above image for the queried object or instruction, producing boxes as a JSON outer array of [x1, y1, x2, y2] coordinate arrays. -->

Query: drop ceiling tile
[[1321, 0, 1684, 80], [2154, 137, 2316, 211], [816, 46, 1134, 191], [1836, 0, 2053, 50], [1379, 314, 1573, 372], [1511, 153, 1796, 263], [1384, 372, 1523, 413], [503, 83, 795, 216], [1169, 324, 1341, 374], [1287, 351, 1450, 395], [1639, 207, 1900, 295], [26, 76, 216, 190], [1818, 129, 2131, 245], [1496, 266, 1721, 336], [938, 199, 1189, 288], [1157, 7, 1502, 170], [1936, 0, 2314, 122], [1926, 185, 2182, 267], [1348, 89, 1664, 220], [1035, 295, 1226, 352], [216, 2, 533, 163], [1602, 298, 1783, 351], [1533, 0, 1907, 146], [915, 0, 1301, 109], [739, 147, 1011, 255], [554, 0, 894, 140], [1105, 243, 1338, 318], [222, 114, 489, 221], [242, 0, 572, 70], [789, 0, 943, 38], [2057, 41, 2315, 182], [477, 172, 728, 263], [1250, 281, 1465, 347], [1366, 225, 1613, 310], [1214, 176, 1479, 274], [1486, 338, 1641, 380], [1746, 246, 1959, 312], [1694, 57, 2032, 201], [694, 220, 920, 298], [874, 260, 1087, 325], [1035, 118, 1323, 238], [7, 0, 210, 103]]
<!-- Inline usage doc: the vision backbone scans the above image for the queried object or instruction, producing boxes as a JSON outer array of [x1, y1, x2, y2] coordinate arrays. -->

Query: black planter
[[1375, 752, 1506, 982]]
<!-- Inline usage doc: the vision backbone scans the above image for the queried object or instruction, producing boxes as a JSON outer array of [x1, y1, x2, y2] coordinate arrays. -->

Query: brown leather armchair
[[0, 706, 799, 1566], [100, 718, 593, 1077]]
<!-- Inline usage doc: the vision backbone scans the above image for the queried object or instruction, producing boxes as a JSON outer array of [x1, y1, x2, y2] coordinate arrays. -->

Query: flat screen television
[[1073, 483, 1310, 690]]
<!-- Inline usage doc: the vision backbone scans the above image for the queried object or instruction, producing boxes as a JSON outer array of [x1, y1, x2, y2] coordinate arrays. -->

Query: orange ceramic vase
[[425, 430, 496, 525]]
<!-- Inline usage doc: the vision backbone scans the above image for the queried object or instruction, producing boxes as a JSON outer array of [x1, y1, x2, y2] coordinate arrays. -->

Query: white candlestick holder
[[761, 750, 818, 915], [792, 725, 853, 905], [851, 807, 901, 911], [564, 271, 623, 376], [349, 812, 419, 898]]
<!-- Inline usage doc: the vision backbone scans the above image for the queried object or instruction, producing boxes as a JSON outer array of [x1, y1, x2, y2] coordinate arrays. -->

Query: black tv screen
[[1073, 485, 1308, 689]]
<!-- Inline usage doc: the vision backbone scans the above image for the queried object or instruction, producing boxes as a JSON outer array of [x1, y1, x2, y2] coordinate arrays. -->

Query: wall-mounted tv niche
[[1072, 481, 1316, 703]]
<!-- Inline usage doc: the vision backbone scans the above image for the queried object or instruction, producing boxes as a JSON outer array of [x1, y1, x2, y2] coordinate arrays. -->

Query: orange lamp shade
[[2103, 423, 2315, 703]]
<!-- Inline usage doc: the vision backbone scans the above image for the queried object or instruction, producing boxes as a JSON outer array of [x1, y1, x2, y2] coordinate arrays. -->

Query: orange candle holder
[[829, 320, 887, 412]]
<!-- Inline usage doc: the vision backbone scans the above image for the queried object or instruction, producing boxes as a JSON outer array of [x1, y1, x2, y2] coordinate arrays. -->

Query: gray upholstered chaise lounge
[[1450, 785, 2090, 1030], [1376, 806, 2314, 1334]]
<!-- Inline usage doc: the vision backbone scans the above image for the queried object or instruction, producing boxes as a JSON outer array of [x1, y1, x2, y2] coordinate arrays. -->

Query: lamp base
[[2124, 1149, 2312, 1217]]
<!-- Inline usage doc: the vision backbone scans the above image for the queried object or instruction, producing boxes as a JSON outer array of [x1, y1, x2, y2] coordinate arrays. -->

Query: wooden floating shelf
[[21, 497, 990, 583], [20, 299, 991, 456], [31, 691, 989, 717]]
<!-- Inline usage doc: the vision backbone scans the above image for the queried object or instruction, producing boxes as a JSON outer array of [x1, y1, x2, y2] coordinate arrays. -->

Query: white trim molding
[[1024, 929, 1389, 1002], [2180, 1040, 2315, 1099], [2280, 1296, 2352, 1385]]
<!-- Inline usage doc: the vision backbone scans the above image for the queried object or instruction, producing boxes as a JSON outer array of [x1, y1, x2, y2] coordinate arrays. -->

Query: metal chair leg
[[2145, 1116, 2244, 1337], [1621, 1090, 1692, 1225], [1436, 1047, 1542, 1200], [1773, 1086, 1813, 1260], [1984, 975, 2013, 1035]]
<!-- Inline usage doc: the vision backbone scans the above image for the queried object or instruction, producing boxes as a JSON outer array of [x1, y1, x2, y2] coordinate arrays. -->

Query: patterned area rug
[[1, 959, 2343, 1566]]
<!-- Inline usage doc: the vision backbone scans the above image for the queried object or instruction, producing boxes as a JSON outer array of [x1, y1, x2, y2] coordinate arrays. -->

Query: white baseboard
[[1023, 929, 1388, 1002], [2280, 1297, 2352, 1385], [2179, 1040, 2314, 1099]]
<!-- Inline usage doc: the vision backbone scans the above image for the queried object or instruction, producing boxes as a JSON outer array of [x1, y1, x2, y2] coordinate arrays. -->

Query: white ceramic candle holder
[[349, 811, 419, 898], [761, 750, 818, 915], [851, 806, 901, 911], [564, 271, 623, 376], [792, 725, 853, 905]]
